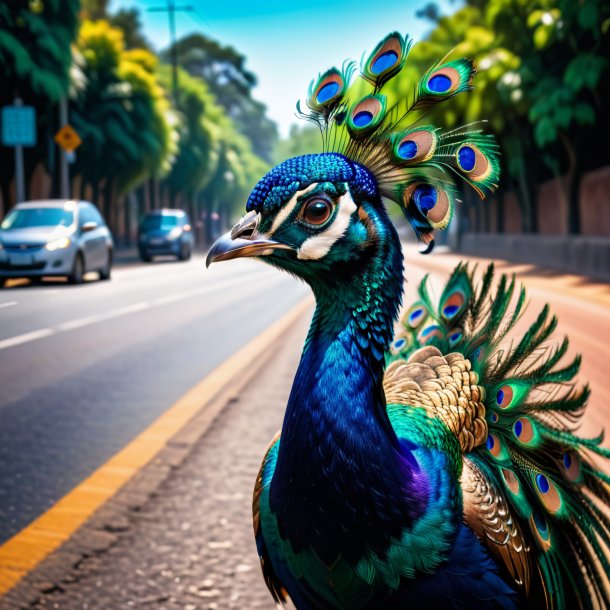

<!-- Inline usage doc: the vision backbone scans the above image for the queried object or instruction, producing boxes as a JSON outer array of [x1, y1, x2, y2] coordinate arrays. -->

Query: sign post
[[1, 98, 36, 203], [54, 105, 82, 200]]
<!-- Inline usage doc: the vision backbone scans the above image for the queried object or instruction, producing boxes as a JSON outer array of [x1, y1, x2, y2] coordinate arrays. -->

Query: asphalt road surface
[[0, 254, 308, 544]]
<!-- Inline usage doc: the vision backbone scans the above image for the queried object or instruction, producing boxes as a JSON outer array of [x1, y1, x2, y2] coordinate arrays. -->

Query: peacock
[[206, 32, 610, 609]]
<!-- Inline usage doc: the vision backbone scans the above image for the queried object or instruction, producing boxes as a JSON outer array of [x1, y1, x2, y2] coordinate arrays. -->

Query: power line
[[148, 1, 194, 107]]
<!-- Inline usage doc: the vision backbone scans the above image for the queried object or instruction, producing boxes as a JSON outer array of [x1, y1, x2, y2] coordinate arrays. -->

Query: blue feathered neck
[[269, 201, 428, 565]]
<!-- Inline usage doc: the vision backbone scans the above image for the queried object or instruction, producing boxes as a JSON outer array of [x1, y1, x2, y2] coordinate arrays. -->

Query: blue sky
[[111, 0, 460, 136]]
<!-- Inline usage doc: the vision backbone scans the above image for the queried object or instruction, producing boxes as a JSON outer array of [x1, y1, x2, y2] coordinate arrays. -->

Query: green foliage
[[110, 8, 151, 50], [71, 20, 174, 201], [274, 125, 323, 164], [166, 34, 278, 163], [0, 0, 79, 103]]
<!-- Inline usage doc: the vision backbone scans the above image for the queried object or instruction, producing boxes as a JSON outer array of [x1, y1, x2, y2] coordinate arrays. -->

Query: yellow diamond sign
[[55, 124, 82, 152]]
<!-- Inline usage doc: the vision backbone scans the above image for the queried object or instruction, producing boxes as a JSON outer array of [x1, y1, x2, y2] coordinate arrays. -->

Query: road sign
[[55, 124, 82, 152], [2, 105, 36, 147]]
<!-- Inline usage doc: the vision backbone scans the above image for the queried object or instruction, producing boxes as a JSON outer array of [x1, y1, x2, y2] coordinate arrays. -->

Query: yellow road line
[[0, 297, 312, 595]]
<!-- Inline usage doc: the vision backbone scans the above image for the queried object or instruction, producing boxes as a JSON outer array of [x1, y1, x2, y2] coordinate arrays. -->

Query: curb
[[0, 297, 313, 609]]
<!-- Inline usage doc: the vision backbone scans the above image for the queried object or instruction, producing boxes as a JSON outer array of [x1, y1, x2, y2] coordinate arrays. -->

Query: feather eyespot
[[404, 302, 427, 329], [316, 81, 340, 104], [441, 291, 465, 319], [530, 510, 552, 551], [301, 198, 332, 226], [393, 129, 437, 164], [455, 143, 491, 182], [496, 385, 513, 409], [513, 417, 535, 444], [486, 433, 508, 461], [347, 95, 385, 135], [371, 50, 399, 75], [403, 183, 451, 228], [560, 451, 582, 483], [534, 472, 562, 514], [398, 139, 417, 159], [419, 324, 443, 344], [448, 330, 463, 347]]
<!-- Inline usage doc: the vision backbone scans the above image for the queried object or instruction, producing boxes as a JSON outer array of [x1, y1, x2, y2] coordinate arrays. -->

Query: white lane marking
[[57, 302, 151, 331], [0, 328, 55, 350], [0, 302, 17, 309], [0, 271, 277, 351]]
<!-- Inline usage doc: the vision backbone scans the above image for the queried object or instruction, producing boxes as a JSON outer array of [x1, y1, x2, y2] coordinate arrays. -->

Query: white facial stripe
[[297, 189, 357, 260], [267, 182, 319, 237]]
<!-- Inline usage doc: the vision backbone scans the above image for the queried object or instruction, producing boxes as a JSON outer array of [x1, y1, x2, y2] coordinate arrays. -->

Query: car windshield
[[1, 207, 74, 230], [141, 215, 179, 231]]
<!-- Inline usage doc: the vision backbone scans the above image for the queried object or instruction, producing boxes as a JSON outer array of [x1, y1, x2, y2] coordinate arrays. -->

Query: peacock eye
[[302, 198, 332, 226]]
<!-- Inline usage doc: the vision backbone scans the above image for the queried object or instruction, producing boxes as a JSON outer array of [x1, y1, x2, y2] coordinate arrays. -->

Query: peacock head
[[206, 153, 395, 284], [206, 32, 501, 283]]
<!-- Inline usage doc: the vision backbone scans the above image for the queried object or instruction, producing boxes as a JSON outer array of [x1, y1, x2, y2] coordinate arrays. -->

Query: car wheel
[[0, 277, 7, 288], [69, 253, 85, 284], [99, 248, 112, 280], [178, 242, 191, 261], [139, 250, 152, 263]]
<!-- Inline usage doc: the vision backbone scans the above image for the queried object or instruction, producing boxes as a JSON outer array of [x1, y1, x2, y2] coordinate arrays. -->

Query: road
[[0, 255, 308, 544]]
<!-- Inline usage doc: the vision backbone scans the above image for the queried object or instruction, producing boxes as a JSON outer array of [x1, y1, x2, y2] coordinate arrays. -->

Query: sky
[[111, 0, 460, 137]]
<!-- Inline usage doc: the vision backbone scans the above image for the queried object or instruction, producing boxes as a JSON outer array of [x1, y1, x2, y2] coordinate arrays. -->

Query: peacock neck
[[270, 203, 428, 564]]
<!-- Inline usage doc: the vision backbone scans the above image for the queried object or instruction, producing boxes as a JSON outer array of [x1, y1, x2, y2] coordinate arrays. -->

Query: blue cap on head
[[246, 153, 379, 213]]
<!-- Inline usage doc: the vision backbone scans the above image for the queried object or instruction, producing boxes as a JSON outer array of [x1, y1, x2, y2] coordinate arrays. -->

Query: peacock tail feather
[[388, 264, 610, 609], [297, 32, 500, 243]]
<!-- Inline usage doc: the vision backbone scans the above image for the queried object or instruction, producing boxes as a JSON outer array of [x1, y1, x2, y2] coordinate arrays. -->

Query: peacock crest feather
[[297, 32, 500, 243], [389, 264, 610, 609]]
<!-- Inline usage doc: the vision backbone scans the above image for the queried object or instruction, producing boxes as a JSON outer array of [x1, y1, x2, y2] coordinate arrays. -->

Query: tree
[[165, 34, 278, 163], [70, 20, 174, 225], [0, 0, 80, 209], [515, 0, 610, 233], [274, 125, 323, 164], [110, 8, 152, 51]]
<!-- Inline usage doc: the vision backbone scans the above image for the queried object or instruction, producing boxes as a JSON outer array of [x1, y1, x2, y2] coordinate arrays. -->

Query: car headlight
[[45, 237, 71, 251], [167, 227, 183, 240]]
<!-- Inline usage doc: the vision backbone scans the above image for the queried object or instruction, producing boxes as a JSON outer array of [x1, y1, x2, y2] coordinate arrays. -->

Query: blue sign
[[2, 105, 37, 147]]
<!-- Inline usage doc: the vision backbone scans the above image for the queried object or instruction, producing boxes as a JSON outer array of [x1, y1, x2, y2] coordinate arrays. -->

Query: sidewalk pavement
[[2, 309, 309, 610]]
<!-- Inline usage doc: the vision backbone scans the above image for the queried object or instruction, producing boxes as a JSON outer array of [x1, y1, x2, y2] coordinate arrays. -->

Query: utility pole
[[59, 97, 69, 199], [14, 98, 25, 203], [148, 1, 193, 107]]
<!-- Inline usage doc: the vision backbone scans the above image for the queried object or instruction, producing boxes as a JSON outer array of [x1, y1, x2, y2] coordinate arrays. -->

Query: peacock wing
[[383, 345, 488, 453], [461, 457, 532, 593], [383, 344, 532, 591], [253, 433, 289, 606]]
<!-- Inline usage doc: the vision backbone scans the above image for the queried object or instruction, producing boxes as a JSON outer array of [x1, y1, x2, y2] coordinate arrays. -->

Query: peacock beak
[[206, 211, 294, 267]]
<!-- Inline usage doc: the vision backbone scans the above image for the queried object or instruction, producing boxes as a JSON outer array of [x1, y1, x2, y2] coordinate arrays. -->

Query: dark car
[[0, 199, 113, 286], [138, 209, 194, 262]]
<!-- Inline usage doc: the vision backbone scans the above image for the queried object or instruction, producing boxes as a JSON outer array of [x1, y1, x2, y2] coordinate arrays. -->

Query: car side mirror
[[81, 221, 98, 233]]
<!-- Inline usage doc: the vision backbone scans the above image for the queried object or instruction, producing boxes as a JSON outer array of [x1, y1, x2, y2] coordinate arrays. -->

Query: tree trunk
[[495, 190, 505, 233], [102, 179, 115, 237], [559, 132, 581, 235]]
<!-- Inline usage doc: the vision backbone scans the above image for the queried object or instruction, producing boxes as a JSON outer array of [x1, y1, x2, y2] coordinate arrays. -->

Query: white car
[[0, 200, 114, 286]]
